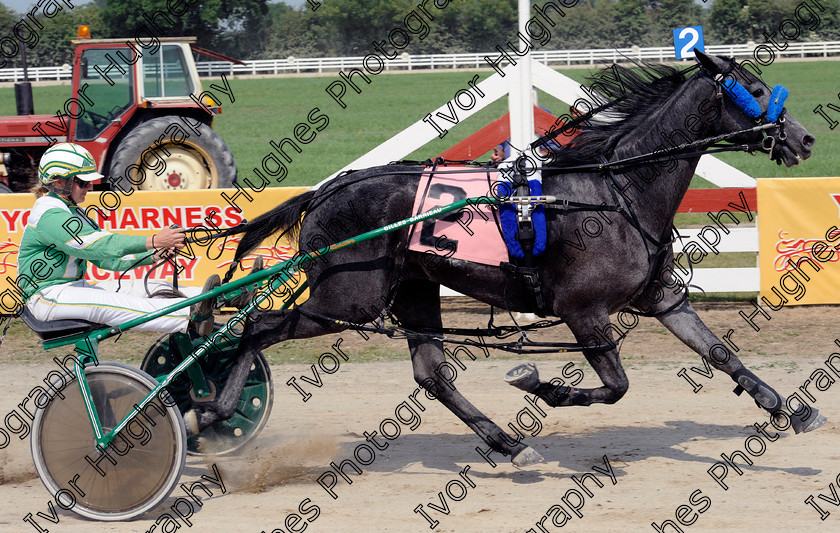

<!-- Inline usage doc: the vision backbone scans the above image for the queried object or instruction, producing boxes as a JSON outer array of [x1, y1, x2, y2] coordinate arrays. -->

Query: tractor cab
[[0, 36, 236, 193]]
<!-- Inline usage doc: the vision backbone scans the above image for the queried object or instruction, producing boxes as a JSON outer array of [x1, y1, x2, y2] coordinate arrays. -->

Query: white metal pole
[[508, 0, 533, 156]]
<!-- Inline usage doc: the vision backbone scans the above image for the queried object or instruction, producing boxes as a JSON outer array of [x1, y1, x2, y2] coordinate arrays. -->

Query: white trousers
[[27, 279, 203, 333]]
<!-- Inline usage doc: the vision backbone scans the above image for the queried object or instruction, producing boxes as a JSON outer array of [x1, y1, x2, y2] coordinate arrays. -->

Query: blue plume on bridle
[[721, 77, 788, 122], [767, 85, 788, 122]]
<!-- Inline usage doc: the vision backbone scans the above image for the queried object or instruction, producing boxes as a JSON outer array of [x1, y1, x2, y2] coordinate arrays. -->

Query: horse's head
[[694, 50, 815, 167]]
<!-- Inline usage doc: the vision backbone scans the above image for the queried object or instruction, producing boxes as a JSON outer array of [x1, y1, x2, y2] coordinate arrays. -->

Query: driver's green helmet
[[38, 142, 103, 185]]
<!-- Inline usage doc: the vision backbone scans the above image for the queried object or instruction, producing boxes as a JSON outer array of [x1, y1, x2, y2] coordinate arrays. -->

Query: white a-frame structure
[[320, 52, 755, 188]]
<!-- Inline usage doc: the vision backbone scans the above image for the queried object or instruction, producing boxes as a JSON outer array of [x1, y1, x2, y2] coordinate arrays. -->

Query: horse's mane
[[547, 61, 693, 167]]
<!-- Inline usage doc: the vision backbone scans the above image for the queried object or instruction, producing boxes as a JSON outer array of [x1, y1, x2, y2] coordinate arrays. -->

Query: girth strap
[[501, 262, 547, 317]]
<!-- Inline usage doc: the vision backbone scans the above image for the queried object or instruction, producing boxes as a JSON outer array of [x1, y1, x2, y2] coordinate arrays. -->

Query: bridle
[[528, 60, 792, 174], [699, 60, 789, 162]]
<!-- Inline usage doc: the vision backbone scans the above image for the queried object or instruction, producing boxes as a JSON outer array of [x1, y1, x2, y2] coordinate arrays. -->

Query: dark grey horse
[[189, 51, 820, 466]]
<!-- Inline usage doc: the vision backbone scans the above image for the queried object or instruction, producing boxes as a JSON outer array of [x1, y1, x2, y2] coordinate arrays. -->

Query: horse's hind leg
[[186, 306, 345, 433], [392, 280, 543, 467], [654, 297, 826, 433], [188, 343, 257, 432], [188, 250, 397, 432], [508, 311, 631, 407]]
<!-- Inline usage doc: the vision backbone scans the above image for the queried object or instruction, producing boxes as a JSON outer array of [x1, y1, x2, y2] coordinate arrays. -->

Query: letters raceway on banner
[[2, 1, 840, 532]]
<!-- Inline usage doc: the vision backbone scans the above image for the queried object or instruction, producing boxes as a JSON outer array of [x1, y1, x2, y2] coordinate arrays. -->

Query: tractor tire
[[106, 116, 236, 191]]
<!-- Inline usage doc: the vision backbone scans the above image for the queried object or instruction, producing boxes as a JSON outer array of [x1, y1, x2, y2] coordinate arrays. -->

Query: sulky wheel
[[140, 326, 273, 456], [30, 362, 186, 521], [105, 115, 236, 190]]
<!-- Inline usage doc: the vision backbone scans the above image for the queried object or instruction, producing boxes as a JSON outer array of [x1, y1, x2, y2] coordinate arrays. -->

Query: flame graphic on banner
[[774, 229, 839, 272], [0, 240, 19, 275], [214, 236, 298, 271]]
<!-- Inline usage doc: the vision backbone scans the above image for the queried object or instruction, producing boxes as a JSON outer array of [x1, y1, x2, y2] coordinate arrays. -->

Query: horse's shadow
[[325, 419, 820, 485]]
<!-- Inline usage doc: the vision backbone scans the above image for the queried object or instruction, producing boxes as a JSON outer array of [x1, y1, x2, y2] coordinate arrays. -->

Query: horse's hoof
[[789, 405, 827, 434], [805, 412, 828, 432], [505, 363, 540, 393], [512, 446, 544, 467]]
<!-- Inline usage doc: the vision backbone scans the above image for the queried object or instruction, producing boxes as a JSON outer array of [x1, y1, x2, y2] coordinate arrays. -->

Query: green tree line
[[1, 0, 839, 68]]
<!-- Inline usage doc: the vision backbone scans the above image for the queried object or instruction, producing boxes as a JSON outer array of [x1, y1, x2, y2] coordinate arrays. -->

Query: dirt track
[[1, 302, 839, 532]]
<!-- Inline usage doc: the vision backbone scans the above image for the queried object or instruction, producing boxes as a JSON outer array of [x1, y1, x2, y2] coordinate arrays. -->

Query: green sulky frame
[[46, 195, 506, 449]]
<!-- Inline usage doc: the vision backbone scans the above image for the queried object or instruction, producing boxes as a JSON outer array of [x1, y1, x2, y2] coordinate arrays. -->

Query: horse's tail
[[229, 189, 316, 274]]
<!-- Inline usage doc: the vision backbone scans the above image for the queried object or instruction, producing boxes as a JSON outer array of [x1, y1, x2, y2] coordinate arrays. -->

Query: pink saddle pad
[[407, 168, 507, 266]]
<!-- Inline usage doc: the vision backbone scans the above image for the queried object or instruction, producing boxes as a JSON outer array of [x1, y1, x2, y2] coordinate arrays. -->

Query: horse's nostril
[[803, 134, 816, 148]]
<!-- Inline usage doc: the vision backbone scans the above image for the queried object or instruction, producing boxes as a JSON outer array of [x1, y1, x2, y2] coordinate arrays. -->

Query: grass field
[[2, 59, 838, 188]]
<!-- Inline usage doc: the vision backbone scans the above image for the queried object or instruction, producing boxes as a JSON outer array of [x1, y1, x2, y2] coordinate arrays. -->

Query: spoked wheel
[[141, 327, 273, 455], [31, 362, 186, 521]]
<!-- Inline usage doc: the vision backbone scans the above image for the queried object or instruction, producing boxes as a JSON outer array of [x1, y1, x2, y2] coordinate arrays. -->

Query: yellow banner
[[0, 188, 308, 315], [758, 177, 840, 305]]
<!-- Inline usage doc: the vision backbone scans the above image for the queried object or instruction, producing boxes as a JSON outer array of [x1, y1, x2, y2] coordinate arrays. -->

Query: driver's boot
[[189, 274, 220, 337], [226, 255, 264, 308]]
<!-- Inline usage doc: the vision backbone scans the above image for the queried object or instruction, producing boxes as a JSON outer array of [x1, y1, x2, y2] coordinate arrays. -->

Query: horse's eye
[[751, 88, 764, 97]]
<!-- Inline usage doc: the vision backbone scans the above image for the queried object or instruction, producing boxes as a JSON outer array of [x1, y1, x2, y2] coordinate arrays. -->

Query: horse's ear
[[694, 49, 721, 73]]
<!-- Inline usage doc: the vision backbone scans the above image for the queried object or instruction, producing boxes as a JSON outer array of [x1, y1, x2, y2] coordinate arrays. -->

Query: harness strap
[[624, 287, 690, 318], [596, 154, 693, 317], [297, 306, 394, 335], [599, 156, 670, 250], [500, 262, 547, 316], [296, 303, 614, 354]]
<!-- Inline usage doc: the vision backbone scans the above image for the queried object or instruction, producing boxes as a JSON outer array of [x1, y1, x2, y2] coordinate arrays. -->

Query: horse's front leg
[[649, 294, 826, 433], [393, 280, 544, 467], [507, 312, 631, 408]]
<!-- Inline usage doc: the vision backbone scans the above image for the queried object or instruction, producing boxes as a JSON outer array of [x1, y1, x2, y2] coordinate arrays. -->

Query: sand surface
[[1, 303, 838, 532]]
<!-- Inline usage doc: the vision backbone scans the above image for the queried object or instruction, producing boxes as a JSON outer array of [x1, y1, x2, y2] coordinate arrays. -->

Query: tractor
[[0, 35, 237, 193]]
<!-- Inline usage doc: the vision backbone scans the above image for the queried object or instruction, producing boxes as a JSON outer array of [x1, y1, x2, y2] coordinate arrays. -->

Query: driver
[[17, 142, 219, 334]]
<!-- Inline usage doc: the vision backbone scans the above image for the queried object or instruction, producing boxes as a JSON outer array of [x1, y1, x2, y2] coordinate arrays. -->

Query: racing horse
[[190, 51, 821, 466]]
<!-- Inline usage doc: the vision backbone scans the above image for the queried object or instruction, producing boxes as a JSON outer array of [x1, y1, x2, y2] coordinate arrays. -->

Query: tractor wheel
[[106, 116, 236, 190]]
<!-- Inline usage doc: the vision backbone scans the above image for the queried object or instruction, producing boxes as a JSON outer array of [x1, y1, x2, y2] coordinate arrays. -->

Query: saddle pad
[[408, 168, 508, 266]]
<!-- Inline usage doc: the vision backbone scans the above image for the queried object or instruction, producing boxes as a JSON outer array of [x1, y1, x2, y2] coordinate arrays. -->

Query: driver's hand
[[149, 226, 186, 250]]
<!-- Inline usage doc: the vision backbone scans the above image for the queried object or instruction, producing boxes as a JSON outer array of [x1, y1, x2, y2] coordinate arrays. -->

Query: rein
[[527, 60, 788, 174], [537, 123, 774, 175], [111, 222, 252, 297], [183, 222, 250, 245]]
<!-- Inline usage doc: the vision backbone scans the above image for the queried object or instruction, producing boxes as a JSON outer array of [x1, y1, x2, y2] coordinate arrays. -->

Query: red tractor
[[0, 36, 236, 193]]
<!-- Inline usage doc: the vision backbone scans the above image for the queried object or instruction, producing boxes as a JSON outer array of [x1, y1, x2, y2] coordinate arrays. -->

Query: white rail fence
[[2, 41, 840, 82], [677, 226, 759, 294]]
